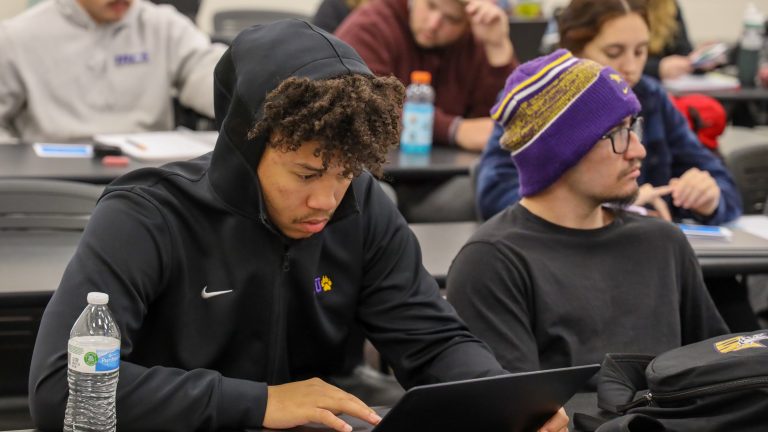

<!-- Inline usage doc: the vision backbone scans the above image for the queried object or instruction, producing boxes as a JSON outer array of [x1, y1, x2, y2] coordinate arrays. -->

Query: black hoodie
[[28, 20, 504, 431]]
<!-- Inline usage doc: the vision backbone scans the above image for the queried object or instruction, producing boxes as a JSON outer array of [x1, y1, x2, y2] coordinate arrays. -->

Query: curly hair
[[249, 74, 405, 178]]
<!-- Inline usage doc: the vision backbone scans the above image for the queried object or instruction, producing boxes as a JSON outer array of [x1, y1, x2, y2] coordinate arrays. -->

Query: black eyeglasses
[[601, 116, 644, 154]]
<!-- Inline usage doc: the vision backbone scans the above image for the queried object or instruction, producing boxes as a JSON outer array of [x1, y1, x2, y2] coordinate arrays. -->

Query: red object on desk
[[670, 94, 726, 150], [101, 155, 130, 167]]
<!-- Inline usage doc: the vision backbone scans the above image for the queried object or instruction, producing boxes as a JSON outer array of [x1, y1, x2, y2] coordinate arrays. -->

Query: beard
[[587, 184, 639, 211], [605, 189, 639, 209], [602, 162, 642, 208]]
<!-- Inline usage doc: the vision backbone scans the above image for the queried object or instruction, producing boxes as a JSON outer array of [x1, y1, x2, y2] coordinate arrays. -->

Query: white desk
[[3, 218, 768, 296], [411, 217, 768, 286]]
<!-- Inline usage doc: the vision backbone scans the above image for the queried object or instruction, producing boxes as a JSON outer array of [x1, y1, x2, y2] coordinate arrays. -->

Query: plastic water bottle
[[64, 292, 121, 432], [400, 70, 435, 155], [738, 2, 764, 87]]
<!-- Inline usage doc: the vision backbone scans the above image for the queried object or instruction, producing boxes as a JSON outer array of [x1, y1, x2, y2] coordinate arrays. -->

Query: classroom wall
[[3, 0, 768, 45], [0, 0, 28, 20], [678, 0, 768, 44]]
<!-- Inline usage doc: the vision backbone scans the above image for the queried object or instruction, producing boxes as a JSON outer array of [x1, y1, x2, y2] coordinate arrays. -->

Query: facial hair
[[604, 159, 642, 208], [291, 210, 334, 224], [606, 189, 639, 209]]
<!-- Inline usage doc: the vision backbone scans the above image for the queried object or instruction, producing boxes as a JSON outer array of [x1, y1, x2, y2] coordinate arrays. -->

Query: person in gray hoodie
[[0, 0, 225, 144], [28, 20, 568, 432]]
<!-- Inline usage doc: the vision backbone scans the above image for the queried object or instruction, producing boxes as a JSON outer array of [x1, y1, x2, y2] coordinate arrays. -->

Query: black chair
[[212, 9, 310, 43], [150, 0, 202, 20], [0, 179, 103, 230], [725, 144, 768, 214], [468, 159, 484, 222], [378, 180, 398, 206], [0, 179, 102, 429]]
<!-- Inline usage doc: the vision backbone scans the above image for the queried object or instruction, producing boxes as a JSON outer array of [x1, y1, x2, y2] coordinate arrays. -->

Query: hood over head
[[208, 19, 372, 219]]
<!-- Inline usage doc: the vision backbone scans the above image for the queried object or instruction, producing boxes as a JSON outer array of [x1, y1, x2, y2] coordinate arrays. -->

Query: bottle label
[[68, 336, 120, 373], [400, 102, 434, 154]]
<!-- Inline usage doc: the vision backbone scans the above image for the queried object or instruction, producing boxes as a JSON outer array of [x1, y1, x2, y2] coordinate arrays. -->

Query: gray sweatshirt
[[0, 0, 226, 144]]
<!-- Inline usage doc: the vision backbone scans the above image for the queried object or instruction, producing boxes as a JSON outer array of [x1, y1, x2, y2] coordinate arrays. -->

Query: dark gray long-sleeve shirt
[[447, 204, 729, 380]]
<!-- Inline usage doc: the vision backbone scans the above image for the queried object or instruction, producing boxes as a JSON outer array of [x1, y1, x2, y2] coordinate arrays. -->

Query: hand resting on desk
[[263, 378, 569, 432], [264, 378, 381, 432]]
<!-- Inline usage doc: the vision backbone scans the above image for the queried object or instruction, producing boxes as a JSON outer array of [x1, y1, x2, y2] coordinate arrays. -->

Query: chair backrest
[[212, 9, 310, 43], [725, 144, 768, 214], [0, 179, 103, 230], [196, 0, 316, 36], [148, 0, 201, 20], [378, 180, 398, 206], [0, 179, 101, 425], [468, 159, 484, 222]]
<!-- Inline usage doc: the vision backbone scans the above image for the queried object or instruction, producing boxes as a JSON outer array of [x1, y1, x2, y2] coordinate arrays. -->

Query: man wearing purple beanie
[[445, 50, 728, 382]]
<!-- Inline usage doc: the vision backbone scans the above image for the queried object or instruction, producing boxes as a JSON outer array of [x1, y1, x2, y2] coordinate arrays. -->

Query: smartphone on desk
[[677, 223, 732, 240], [691, 43, 729, 70]]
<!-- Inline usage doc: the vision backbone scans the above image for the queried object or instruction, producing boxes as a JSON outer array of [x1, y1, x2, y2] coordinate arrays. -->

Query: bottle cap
[[87, 292, 109, 305], [410, 70, 432, 85], [744, 2, 764, 27]]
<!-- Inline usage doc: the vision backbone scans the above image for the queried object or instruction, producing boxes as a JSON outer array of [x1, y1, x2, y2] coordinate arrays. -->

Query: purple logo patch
[[115, 52, 150, 66], [314, 275, 333, 294]]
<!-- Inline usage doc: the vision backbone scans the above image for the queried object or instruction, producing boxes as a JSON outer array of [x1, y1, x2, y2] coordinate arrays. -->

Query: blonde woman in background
[[645, 0, 694, 80]]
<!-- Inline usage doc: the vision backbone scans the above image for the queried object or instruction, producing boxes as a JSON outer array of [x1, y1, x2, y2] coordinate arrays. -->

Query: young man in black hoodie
[[28, 20, 567, 432]]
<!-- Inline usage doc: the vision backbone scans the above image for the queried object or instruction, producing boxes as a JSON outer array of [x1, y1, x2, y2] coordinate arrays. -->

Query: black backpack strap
[[596, 354, 655, 414], [594, 414, 667, 432], [573, 411, 668, 432], [573, 412, 611, 431]]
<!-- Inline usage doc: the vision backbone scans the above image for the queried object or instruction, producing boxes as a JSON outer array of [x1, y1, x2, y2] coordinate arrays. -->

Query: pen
[[126, 138, 147, 151]]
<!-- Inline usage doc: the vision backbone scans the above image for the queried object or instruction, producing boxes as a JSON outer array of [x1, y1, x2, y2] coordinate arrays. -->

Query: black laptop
[[508, 18, 549, 63], [282, 364, 600, 432]]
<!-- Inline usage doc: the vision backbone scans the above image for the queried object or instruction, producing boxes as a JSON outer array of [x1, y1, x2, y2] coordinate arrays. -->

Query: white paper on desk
[[731, 215, 768, 240], [93, 131, 216, 161], [664, 73, 740, 92], [33, 143, 93, 158]]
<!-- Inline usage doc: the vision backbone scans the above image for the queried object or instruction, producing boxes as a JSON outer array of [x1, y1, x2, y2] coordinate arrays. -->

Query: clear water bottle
[[400, 70, 435, 155], [738, 2, 764, 87], [64, 292, 121, 432]]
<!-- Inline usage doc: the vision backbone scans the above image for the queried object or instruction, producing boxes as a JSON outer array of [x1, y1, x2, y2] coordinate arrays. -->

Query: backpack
[[670, 94, 727, 152], [574, 331, 768, 431]]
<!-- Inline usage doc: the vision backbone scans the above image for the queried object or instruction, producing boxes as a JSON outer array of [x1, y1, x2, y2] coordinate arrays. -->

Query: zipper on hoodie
[[282, 249, 291, 272], [268, 244, 291, 383], [619, 377, 768, 412]]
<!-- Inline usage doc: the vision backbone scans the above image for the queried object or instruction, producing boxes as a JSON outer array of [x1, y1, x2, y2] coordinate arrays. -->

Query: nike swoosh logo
[[201, 286, 233, 299]]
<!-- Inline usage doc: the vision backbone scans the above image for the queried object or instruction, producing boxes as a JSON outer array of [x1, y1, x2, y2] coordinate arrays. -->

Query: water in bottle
[[64, 292, 121, 432], [738, 2, 764, 87], [400, 70, 435, 155]]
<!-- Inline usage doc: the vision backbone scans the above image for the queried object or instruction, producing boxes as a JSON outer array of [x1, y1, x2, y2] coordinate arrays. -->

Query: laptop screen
[[508, 19, 549, 63]]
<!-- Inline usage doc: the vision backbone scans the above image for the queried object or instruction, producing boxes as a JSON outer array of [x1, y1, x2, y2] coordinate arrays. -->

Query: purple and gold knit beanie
[[491, 49, 641, 197]]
